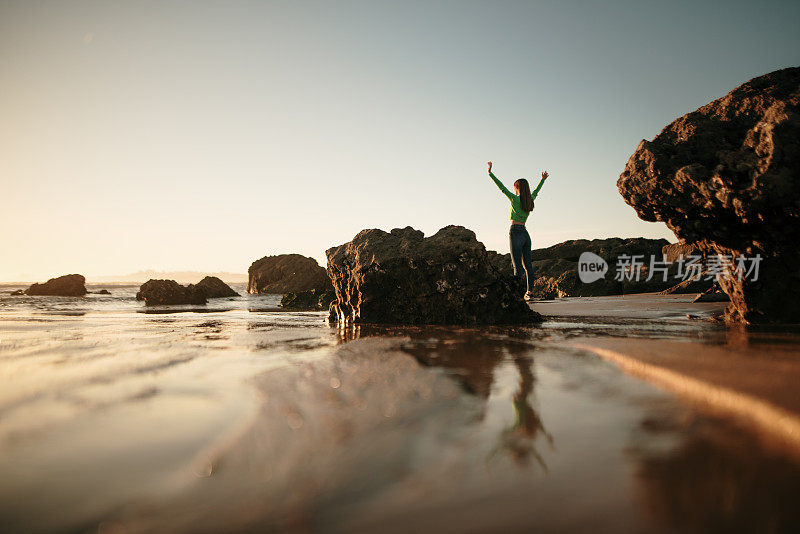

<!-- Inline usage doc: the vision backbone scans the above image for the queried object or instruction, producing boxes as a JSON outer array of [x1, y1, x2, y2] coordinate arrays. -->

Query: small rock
[[135, 279, 207, 305], [196, 276, 239, 298], [25, 274, 87, 296], [248, 254, 332, 294]]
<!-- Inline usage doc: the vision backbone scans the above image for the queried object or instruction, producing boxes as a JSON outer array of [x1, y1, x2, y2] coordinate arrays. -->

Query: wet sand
[[1, 287, 800, 533], [540, 293, 800, 453]]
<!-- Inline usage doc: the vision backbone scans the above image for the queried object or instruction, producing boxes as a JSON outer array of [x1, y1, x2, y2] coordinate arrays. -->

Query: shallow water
[[1, 286, 799, 533]]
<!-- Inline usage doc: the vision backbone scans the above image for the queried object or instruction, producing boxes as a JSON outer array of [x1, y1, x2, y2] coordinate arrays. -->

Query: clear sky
[[2, 0, 799, 281]]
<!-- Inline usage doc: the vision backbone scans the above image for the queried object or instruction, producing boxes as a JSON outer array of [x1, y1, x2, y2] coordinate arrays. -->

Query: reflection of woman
[[511, 357, 539, 437], [487, 161, 549, 301], [502, 357, 553, 467]]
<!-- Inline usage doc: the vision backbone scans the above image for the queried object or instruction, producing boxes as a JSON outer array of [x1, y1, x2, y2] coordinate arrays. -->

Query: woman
[[487, 161, 549, 301]]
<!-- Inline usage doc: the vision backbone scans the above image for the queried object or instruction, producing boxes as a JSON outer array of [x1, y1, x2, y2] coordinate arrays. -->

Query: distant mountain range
[[89, 270, 248, 284]]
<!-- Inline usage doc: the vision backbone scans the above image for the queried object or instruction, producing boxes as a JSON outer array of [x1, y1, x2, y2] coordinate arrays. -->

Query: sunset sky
[[2, 0, 799, 281]]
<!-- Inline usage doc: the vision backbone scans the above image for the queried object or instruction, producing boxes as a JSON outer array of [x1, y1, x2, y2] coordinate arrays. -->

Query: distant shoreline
[[0, 273, 249, 286]]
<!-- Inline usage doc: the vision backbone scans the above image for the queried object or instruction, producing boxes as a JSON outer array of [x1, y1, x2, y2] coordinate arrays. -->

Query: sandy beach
[[2, 287, 799, 533]]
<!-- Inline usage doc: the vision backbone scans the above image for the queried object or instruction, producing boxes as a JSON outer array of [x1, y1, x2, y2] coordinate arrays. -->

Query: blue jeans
[[509, 224, 533, 293]]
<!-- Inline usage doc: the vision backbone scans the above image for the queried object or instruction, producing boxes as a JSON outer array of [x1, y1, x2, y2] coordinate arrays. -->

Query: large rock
[[196, 276, 239, 298], [25, 274, 87, 296], [509, 237, 673, 299], [325, 225, 542, 325], [135, 279, 207, 305], [248, 254, 331, 294], [618, 67, 800, 323]]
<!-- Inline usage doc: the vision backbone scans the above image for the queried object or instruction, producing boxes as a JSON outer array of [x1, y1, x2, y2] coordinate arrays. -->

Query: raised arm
[[531, 171, 549, 201], [487, 161, 514, 200]]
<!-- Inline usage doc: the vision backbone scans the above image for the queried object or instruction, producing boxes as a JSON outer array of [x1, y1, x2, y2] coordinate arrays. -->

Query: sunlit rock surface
[[661, 240, 699, 263], [618, 67, 800, 323], [326, 225, 542, 325]]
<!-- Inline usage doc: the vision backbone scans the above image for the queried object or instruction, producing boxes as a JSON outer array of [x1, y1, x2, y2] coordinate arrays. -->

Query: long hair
[[515, 179, 534, 212]]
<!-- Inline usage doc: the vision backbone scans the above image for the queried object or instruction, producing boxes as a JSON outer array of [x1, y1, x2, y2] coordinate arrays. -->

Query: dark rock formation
[[520, 238, 673, 299], [530, 238, 667, 263], [326, 225, 542, 325], [10, 289, 25, 296], [486, 250, 513, 276], [618, 67, 800, 323], [94, 289, 111, 295], [135, 279, 207, 305], [196, 276, 239, 298], [25, 274, 87, 296], [280, 289, 336, 310], [248, 254, 331, 294]]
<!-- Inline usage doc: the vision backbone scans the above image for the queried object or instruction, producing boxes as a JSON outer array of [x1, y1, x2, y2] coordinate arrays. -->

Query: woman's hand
[[541, 171, 549, 180], [487, 161, 493, 173]]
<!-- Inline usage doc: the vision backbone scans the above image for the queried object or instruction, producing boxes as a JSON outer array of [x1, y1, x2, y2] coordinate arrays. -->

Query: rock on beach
[[326, 225, 542, 325], [24, 274, 87, 296], [135, 279, 207, 305], [511, 237, 673, 299], [248, 254, 331, 294], [196, 276, 239, 298], [618, 66, 800, 323]]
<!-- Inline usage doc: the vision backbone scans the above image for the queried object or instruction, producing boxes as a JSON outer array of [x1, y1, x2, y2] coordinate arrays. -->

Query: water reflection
[[499, 356, 554, 467], [335, 319, 800, 531], [721, 324, 800, 350], [5, 287, 800, 533], [137, 307, 227, 314], [341, 324, 554, 469], [631, 414, 800, 533]]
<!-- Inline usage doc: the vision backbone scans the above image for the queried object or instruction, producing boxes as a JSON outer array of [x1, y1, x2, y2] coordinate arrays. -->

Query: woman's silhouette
[[487, 161, 549, 301]]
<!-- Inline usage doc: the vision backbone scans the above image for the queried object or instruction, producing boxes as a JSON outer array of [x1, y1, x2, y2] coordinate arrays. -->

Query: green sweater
[[489, 172, 546, 223]]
